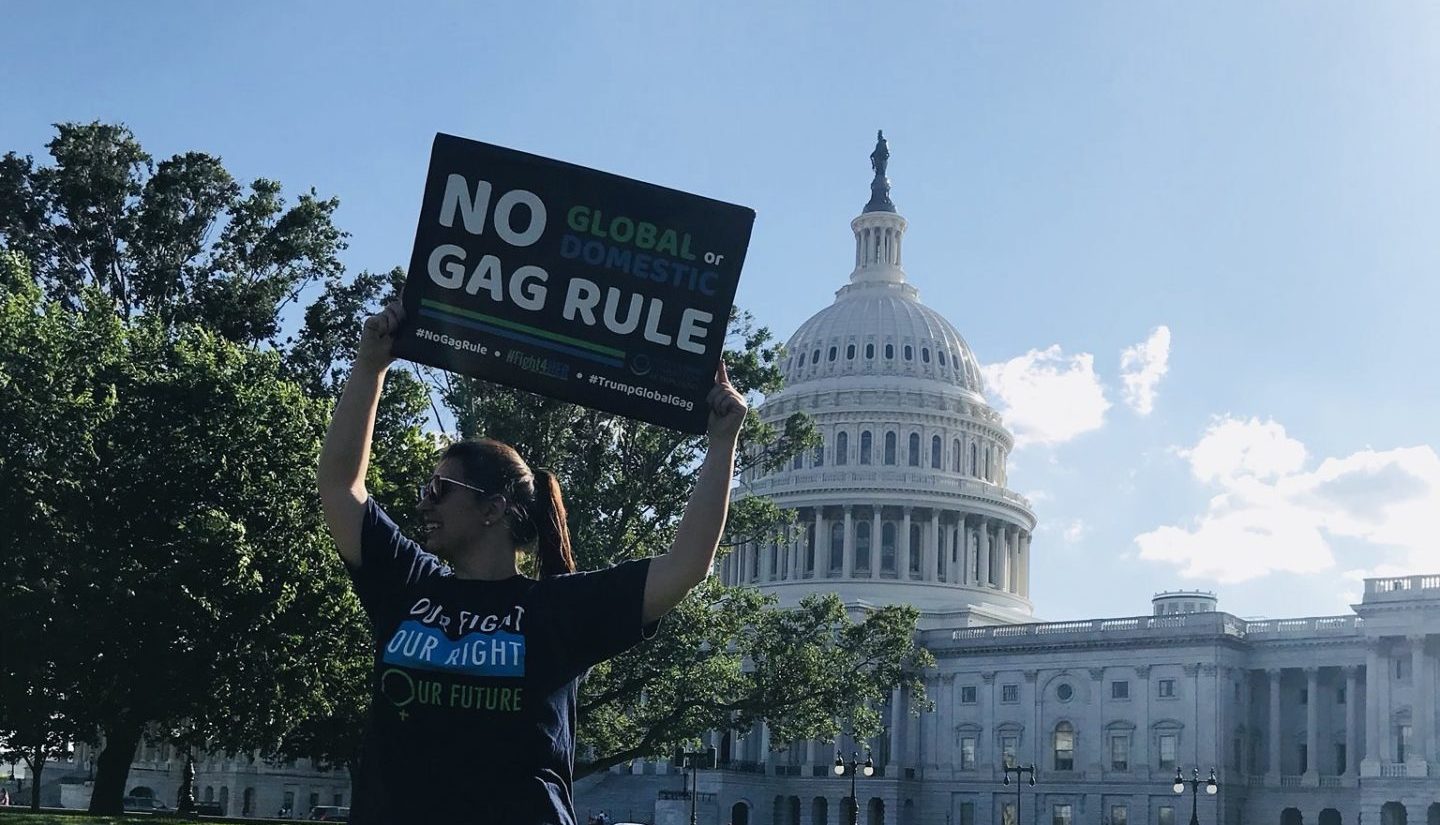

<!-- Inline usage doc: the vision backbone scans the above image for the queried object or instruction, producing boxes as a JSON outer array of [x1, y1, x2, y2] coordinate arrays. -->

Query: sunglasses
[[416, 475, 491, 505]]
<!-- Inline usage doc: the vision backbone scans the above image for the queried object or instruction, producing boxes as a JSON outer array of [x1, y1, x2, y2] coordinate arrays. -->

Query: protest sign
[[395, 134, 755, 434]]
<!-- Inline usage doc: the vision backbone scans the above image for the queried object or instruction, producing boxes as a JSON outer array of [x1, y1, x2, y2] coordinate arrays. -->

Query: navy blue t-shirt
[[344, 499, 659, 824]]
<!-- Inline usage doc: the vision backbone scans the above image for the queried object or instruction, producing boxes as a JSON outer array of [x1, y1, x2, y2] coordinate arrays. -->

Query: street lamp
[[672, 745, 717, 825], [1001, 764, 1037, 825], [1172, 767, 1218, 825], [833, 750, 874, 825]]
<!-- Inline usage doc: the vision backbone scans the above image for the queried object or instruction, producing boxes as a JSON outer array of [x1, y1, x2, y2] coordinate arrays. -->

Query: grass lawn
[[0, 813, 261, 825]]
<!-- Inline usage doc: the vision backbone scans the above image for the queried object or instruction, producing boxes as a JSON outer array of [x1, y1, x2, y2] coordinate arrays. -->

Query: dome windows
[[931, 435, 942, 469], [866, 343, 875, 359], [884, 343, 895, 359], [811, 349, 821, 365], [921, 347, 931, 364], [884, 432, 897, 465], [908, 433, 921, 466], [938, 350, 947, 366], [860, 431, 873, 465], [836, 432, 849, 465], [828, 346, 837, 362], [903, 345, 913, 361], [846, 344, 856, 360]]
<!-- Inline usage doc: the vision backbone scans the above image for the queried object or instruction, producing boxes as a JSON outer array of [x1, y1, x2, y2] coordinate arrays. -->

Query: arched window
[[881, 523, 897, 574], [860, 431, 872, 465], [812, 443, 824, 467], [884, 432, 897, 465], [846, 344, 856, 360], [1054, 722, 1075, 770], [855, 523, 871, 574], [804, 524, 816, 576], [884, 343, 894, 359], [922, 347, 931, 363], [952, 439, 962, 472], [829, 523, 845, 572], [931, 435, 942, 468], [865, 343, 875, 359], [836, 432, 849, 465], [909, 523, 922, 574], [827, 346, 837, 362], [793, 451, 804, 470], [811, 349, 820, 365], [908, 433, 920, 466], [903, 345, 913, 361], [939, 350, 947, 366], [970, 443, 978, 475]]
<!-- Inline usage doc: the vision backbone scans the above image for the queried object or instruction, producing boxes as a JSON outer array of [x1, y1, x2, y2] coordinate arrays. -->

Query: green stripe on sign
[[420, 298, 626, 357]]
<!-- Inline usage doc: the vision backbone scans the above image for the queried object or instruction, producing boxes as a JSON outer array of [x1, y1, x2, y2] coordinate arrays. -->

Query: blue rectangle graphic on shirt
[[382, 621, 526, 677]]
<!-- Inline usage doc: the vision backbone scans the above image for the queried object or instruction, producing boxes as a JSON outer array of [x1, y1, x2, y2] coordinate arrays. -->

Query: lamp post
[[1172, 767, 1218, 825], [673, 745, 716, 825], [1001, 764, 1037, 825], [833, 750, 874, 825]]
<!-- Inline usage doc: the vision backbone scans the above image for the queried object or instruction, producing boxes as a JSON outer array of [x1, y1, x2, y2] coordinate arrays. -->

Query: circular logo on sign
[[629, 354, 652, 376], [381, 668, 416, 707]]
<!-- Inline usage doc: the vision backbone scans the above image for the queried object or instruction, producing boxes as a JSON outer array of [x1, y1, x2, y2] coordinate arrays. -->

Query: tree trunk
[[88, 722, 141, 815], [26, 744, 43, 812]]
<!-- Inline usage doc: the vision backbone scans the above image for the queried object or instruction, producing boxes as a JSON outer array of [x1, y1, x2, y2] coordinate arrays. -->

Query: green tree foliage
[[0, 124, 434, 814], [440, 310, 931, 778]]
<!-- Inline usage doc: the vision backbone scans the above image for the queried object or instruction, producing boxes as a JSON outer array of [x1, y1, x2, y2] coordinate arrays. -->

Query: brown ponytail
[[440, 439, 576, 577], [529, 469, 575, 577]]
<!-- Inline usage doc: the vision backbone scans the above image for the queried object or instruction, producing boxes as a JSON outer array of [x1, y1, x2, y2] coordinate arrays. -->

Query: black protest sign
[[395, 134, 755, 434]]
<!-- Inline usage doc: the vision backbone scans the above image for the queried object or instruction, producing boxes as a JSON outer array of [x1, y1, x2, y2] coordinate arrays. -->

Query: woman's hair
[[440, 438, 576, 577]]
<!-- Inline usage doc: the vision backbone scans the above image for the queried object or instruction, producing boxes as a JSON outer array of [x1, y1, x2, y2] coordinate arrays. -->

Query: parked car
[[123, 796, 173, 812], [309, 805, 351, 821]]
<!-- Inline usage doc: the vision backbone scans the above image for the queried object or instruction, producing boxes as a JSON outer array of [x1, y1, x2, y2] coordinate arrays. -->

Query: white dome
[[781, 279, 986, 399]]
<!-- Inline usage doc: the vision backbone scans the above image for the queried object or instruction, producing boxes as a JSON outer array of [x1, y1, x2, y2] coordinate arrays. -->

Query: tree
[[0, 125, 434, 813], [438, 310, 931, 778]]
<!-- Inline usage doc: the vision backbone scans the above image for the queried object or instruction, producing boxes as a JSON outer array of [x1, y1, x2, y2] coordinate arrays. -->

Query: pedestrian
[[0, 787, 11, 805], [317, 301, 745, 824]]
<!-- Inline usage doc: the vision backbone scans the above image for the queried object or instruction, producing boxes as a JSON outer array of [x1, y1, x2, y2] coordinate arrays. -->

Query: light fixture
[[834, 755, 845, 776], [1206, 768, 1218, 795], [862, 754, 874, 777], [1173, 767, 1185, 794]]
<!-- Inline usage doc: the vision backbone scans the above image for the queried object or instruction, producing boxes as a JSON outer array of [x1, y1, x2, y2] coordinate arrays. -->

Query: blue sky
[[4, 1, 1438, 620]]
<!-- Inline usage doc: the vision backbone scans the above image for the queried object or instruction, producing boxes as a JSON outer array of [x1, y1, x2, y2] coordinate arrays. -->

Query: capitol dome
[[721, 132, 1038, 628]]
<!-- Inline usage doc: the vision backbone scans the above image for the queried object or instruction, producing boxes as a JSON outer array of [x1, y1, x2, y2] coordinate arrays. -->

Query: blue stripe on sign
[[381, 620, 526, 678], [418, 308, 625, 368]]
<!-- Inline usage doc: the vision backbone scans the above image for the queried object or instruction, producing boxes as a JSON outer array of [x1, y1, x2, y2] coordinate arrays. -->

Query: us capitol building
[[40, 136, 1440, 825], [576, 135, 1440, 825]]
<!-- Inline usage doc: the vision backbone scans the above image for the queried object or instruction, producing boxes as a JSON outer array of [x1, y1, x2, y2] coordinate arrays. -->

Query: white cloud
[[1119, 326, 1171, 415], [1135, 415, 1440, 585], [1063, 519, 1087, 543], [981, 346, 1110, 447]]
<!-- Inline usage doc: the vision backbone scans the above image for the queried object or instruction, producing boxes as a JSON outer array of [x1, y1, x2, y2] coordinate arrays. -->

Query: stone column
[[1008, 526, 1020, 592], [1022, 532, 1032, 597], [1344, 665, 1359, 777], [1409, 635, 1429, 770], [758, 722, 771, 770], [888, 686, 903, 773], [977, 519, 991, 588], [842, 507, 855, 579], [1304, 667, 1320, 785], [928, 511, 941, 582], [900, 507, 912, 581], [1267, 668, 1282, 781], [996, 527, 1010, 592], [870, 506, 881, 580], [815, 508, 825, 579], [1362, 646, 1381, 775]]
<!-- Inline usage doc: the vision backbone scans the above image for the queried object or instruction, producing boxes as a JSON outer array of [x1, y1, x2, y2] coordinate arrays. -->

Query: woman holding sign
[[317, 301, 746, 824]]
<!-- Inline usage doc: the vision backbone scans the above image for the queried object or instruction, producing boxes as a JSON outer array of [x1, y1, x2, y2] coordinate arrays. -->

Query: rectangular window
[[1053, 804, 1073, 825], [961, 685, 977, 704], [1335, 743, 1346, 775], [1299, 743, 1308, 774], [1002, 684, 1019, 703], [960, 737, 976, 770], [1054, 727, 1074, 771], [1397, 725, 1412, 762], [1395, 658, 1408, 680], [1337, 686, 1346, 704], [1159, 734, 1178, 770], [1299, 688, 1308, 705], [1111, 680, 1129, 700], [1232, 737, 1242, 772], [961, 803, 975, 825], [1001, 735, 1019, 768], [1110, 734, 1130, 771], [1158, 679, 1176, 698], [1159, 807, 1175, 825], [1111, 807, 1128, 825]]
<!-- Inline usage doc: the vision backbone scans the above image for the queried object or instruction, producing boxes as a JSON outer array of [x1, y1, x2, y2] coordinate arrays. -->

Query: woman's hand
[[705, 360, 747, 442], [356, 301, 405, 371]]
